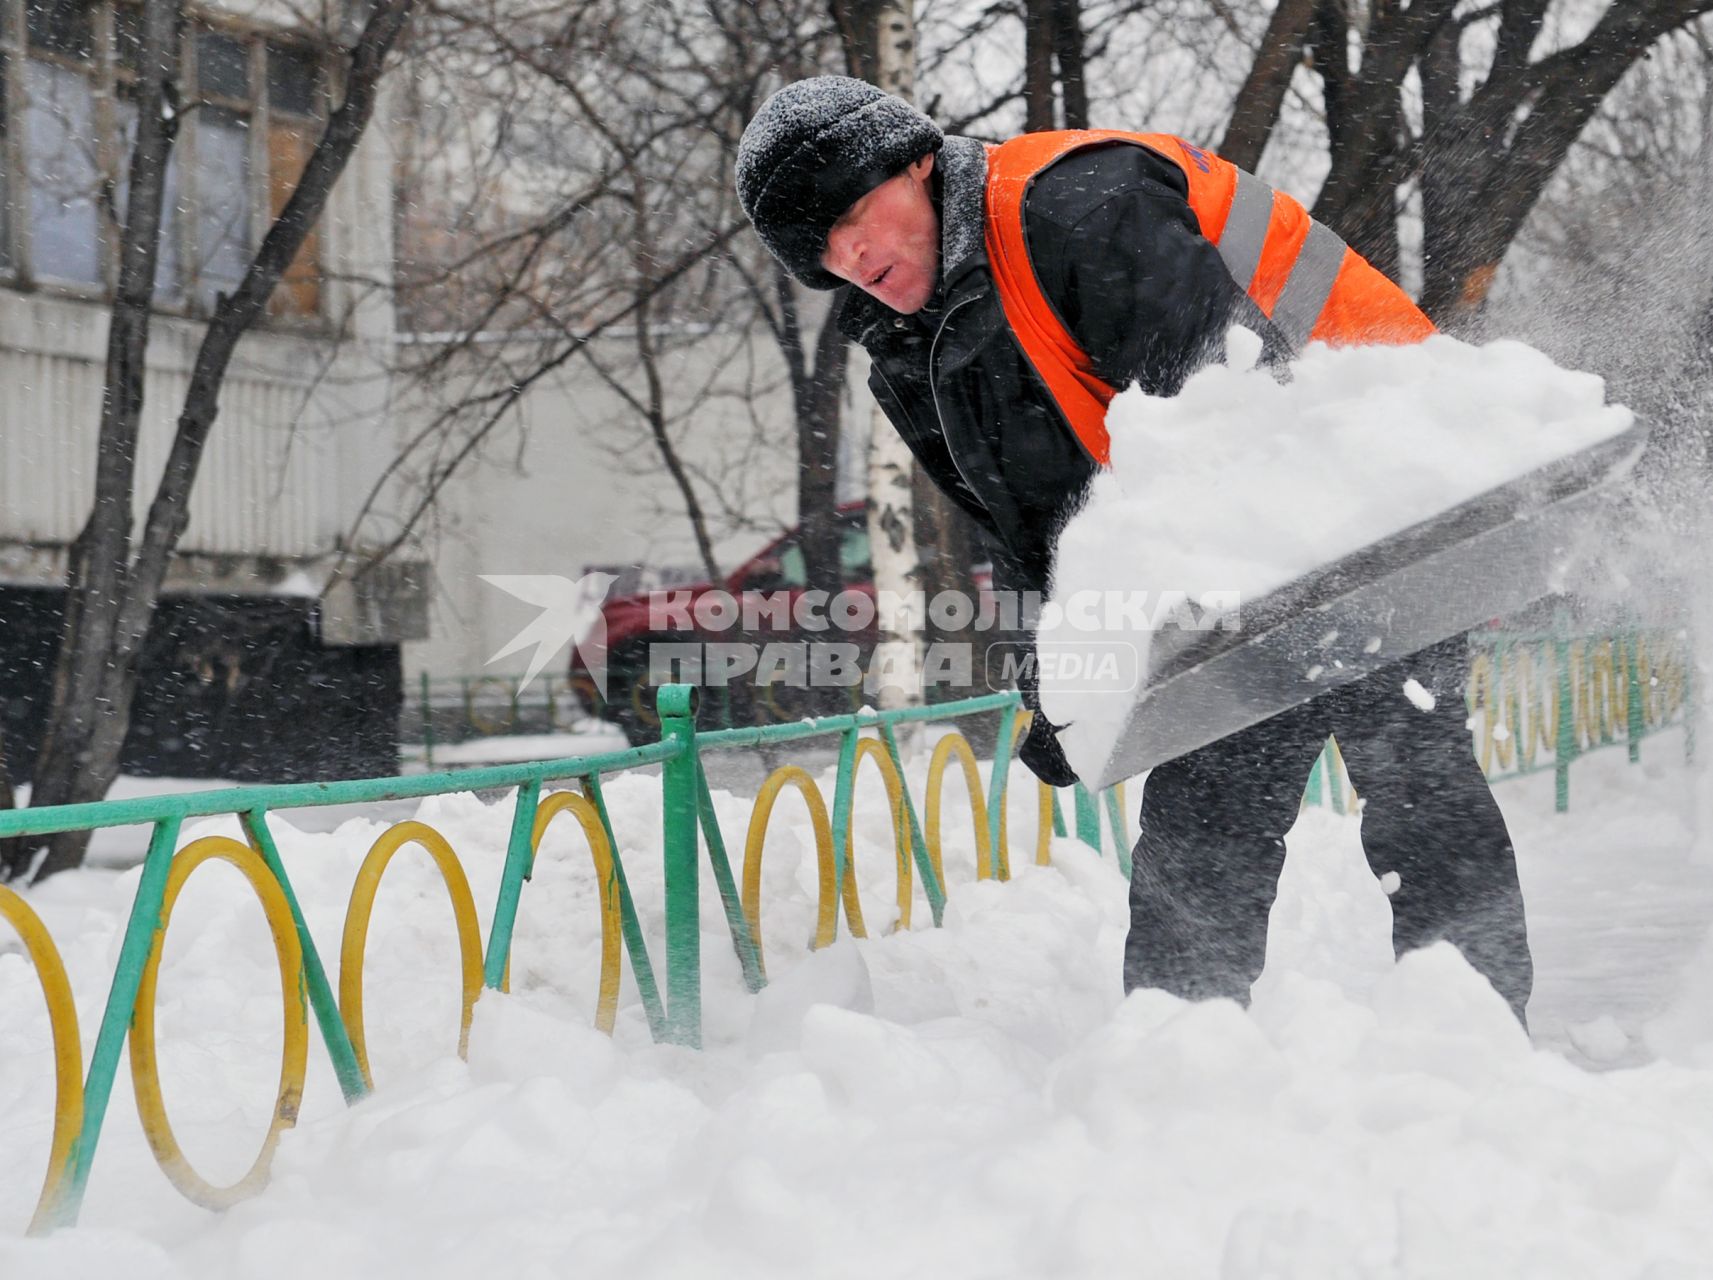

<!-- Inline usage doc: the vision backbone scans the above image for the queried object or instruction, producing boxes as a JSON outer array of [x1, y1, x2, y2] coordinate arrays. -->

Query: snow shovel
[[1088, 420, 1652, 790]]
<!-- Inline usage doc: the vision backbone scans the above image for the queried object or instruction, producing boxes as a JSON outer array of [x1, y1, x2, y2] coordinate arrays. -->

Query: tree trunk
[[11, 0, 416, 882], [8, 0, 182, 880], [776, 266, 849, 591], [1416, 16, 1469, 323], [1024, 0, 1057, 131], [1308, 0, 1458, 274], [1052, 0, 1089, 130], [0, 723, 21, 874], [1218, 0, 1317, 171], [1414, 1, 1713, 323], [864, 0, 925, 710], [1309, 0, 1351, 159], [830, 0, 886, 83], [910, 469, 980, 701]]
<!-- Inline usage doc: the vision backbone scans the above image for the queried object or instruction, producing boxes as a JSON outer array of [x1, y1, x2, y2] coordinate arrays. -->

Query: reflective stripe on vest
[[983, 130, 1435, 465]]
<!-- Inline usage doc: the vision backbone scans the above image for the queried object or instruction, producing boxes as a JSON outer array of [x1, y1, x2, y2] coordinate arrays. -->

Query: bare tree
[[371, 0, 855, 594], [1022, 0, 1089, 130], [713, 1, 853, 590], [0, 724, 20, 872], [1213, 0, 1713, 322], [4, 0, 417, 882], [1216, 0, 1318, 168], [829, 0, 928, 708], [918, 0, 1713, 332]]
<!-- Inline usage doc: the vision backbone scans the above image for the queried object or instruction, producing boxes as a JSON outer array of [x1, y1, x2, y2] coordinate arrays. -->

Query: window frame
[[2, 3, 26, 279], [0, 0, 331, 324]]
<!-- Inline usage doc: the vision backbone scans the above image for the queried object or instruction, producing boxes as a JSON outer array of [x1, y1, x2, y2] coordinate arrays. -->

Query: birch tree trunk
[[863, 0, 925, 710]]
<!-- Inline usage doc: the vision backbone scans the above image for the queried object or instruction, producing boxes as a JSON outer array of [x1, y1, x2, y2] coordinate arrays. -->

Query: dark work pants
[[1123, 636, 1533, 1024]]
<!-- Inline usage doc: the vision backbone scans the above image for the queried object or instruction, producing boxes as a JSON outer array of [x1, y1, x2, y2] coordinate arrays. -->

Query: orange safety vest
[[984, 130, 1436, 465]]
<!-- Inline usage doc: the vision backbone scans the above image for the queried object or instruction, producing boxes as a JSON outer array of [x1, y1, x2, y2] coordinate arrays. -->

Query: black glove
[[1015, 647, 1078, 787], [1018, 707, 1078, 787]]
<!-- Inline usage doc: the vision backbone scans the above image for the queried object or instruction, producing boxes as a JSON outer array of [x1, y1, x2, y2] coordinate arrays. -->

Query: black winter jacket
[[837, 135, 1281, 597]]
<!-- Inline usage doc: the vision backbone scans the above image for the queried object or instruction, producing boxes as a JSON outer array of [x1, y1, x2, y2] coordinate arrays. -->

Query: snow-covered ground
[[2, 731, 1711, 1278]]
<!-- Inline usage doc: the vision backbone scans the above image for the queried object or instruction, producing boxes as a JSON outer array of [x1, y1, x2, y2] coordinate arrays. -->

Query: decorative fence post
[[482, 777, 543, 992], [58, 815, 183, 1224], [658, 685, 702, 1047], [1554, 627, 1577, 814], [1625, 631, 1644, 764], [242, 809, 369, 1103], [1304, 752, 1325, 807], [1073, 782, 1101, 852]]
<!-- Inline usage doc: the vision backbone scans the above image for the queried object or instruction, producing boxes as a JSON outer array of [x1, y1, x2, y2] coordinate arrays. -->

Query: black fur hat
[[736, 76, 943, 289]]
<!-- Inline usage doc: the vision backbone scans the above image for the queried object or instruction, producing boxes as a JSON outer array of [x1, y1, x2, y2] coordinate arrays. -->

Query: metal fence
[[1, 687, 1142, 1234], [406, 673, 594, 751], [1278, 618, 1694, 814], [1465, 619, 1695, 810], [4, 621, 1694, 1232]]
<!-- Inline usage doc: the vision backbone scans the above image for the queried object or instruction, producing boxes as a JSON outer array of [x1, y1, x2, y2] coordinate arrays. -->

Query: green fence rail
[[0, 687, 1139, 1234]]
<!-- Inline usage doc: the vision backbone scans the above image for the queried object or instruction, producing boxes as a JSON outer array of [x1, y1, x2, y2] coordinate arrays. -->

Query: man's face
[[819, 153, 939, 315]]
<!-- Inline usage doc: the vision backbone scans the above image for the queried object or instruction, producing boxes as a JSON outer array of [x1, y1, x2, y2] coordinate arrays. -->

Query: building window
[[0, 0, 325, 316]]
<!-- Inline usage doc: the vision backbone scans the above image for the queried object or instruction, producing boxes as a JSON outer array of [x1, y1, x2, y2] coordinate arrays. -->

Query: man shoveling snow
[[735, 76, 1532, 1023]]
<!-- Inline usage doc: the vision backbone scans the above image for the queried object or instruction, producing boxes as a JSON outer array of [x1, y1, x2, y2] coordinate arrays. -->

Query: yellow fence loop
[[127, 836, 309, 1210], [1468, 631, 1690, 780], [1004, 712, 1056, 868], [339, 821, 485, 1088], [0, 885, 85, 1233], [1579, 640, 1619, 748], [1471, 643, 1559, 774], [528, 790, 625, 1034], [1644, 635, 1688, 725], [1469, 652, 1500, 774], [742, 766, 848, 978], [1033, 783, 1055, 867], [926, 733, 997, 882], [846, 737, 913, 931]]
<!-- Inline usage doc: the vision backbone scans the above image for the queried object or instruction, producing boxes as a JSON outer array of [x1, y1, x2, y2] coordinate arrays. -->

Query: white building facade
[[0, 0, 419, 782]]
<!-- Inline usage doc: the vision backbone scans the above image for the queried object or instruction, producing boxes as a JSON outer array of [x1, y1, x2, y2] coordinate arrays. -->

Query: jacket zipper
[[926, 293, 990, 513], [869, 351, 990, 520]]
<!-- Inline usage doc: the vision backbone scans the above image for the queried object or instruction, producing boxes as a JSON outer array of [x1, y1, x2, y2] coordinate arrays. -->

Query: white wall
[[402, 327, 831, 680], [0, 9, 399, 594]]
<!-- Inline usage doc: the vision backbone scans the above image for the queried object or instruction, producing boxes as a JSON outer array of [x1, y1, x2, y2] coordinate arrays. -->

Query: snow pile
[[1040, 332, 1634, 781], [2, 744, 1712, 1277]]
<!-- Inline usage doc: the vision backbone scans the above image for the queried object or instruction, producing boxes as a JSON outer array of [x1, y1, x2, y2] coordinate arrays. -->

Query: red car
[[570, 505, 995, 738], [571, 505, 874, 737]]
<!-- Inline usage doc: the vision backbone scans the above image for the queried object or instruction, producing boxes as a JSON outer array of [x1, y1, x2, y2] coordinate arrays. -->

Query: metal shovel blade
[[1090, 422, 1651, 790]]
